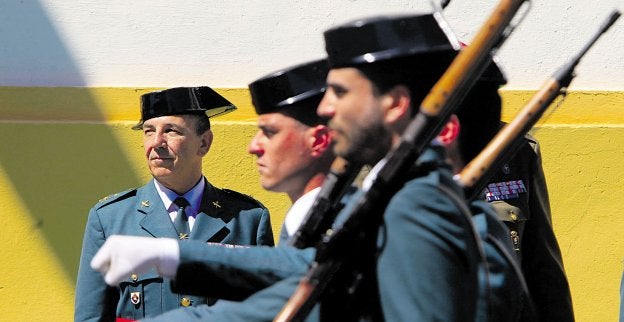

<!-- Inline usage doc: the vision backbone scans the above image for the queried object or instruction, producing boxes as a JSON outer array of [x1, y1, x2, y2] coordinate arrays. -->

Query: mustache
[[149, 149, 173, 160]]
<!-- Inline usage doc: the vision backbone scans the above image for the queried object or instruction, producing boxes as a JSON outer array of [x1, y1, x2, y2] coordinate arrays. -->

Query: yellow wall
[[0, 87, 622, 321]]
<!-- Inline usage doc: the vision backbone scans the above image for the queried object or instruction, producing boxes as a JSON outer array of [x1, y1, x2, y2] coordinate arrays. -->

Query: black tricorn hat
[[248, 59, 329, 116], [324, 13, 461, 68], [480, 57, 507, 86], [132, 86, 236, 130], [459, 42, 507, 86]]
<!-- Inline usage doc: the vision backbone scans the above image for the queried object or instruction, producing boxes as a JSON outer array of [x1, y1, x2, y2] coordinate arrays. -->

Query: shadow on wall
[[0, 1, 141, 281]]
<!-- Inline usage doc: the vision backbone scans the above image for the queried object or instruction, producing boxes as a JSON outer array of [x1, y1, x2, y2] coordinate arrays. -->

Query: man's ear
[[382, 85, 411, 124], [437, 114, 460, 146], [309, 125, 332, 157], [198, 130, 214, 156]]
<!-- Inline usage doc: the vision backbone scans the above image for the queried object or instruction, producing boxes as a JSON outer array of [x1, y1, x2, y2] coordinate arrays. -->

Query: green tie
[[173, 197, 190, 240]]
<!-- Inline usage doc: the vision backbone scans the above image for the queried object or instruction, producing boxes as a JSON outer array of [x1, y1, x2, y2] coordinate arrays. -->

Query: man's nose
[[150, 132, 167, 149], [317, 95, 335, 118], [248, 132, 264, 156]]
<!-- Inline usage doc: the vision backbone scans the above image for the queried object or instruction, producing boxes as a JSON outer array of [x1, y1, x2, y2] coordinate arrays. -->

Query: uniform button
[[180, 297, 192, 307], [508, 210, 517, 221], [510, 230, 520, 252], [131, 274, 138, 282]]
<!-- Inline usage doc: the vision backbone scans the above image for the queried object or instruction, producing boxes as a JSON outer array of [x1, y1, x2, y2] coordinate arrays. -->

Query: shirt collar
[[362, 158, 387, 191], [153, 177, 205, 214], [284, 187, 322, 236]]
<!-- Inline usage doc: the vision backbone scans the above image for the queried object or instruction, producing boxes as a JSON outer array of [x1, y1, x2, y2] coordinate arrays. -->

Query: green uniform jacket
[[376, 147, 480, 321], [74, 178, 274, 322], [485, 135, 574, 321]]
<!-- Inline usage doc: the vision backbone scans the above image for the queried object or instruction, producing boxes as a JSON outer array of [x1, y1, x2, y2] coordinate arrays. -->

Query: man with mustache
[[74, 87, 274, 322]]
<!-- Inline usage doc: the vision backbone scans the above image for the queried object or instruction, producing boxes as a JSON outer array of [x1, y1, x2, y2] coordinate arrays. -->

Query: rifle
[[459, 9, 621, 199], [274, 0, 530, 320]]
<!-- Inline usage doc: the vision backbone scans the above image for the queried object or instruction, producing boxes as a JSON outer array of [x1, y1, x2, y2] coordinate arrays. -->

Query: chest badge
[[212, 201, 221, 209], [130, 291, 141, 305], [141, 200, 150, 207]]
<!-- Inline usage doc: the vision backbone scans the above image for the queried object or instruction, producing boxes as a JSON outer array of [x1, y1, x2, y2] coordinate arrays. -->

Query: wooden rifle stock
[[458, 9, 621, 199], [274, 1, 529, 321]]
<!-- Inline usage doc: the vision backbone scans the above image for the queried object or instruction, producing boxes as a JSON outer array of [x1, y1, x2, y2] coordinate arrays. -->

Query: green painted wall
[[0, 87, 622, 321]]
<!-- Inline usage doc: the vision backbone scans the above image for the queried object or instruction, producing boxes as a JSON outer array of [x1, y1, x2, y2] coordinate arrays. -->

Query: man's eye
[[261, 128, 277, 138], [331, 87, 347, 97]]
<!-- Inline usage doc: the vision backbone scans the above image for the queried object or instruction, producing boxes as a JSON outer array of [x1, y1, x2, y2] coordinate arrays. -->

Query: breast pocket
[[118, 269, 162, 320]]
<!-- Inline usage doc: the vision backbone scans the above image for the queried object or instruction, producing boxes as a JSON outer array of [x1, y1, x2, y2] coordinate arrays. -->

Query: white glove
[[91, 235, 180, 286]]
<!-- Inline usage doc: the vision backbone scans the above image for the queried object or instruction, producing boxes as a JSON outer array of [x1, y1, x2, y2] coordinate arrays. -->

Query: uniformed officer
[[453, 62, 574, 320], [74, 86, 274, 322], [484, 133, 574, 321], [317, 13, 482, 320]]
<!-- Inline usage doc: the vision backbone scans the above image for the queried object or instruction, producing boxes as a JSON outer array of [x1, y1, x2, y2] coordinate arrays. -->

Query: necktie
[[173, 197, 190, 239]]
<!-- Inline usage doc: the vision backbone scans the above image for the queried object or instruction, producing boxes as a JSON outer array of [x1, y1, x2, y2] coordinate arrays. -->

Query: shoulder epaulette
[[220, 188, 266, 208], [95, 188, 138, 209], [521, 133, 541, 155], [524, 132, 539, 145]]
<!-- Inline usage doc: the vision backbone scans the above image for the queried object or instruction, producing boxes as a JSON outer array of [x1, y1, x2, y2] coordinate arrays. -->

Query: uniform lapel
[[138, 180, 179, 239], [278, 223, 290, 245], [190, 180, 228, 242]]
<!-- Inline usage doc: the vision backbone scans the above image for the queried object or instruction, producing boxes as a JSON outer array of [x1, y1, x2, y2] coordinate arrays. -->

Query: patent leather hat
[[480, 56, 507, 85], [323, 13, 461, 68], [249, 59, 328, 114], [132, 86, 236, 130]]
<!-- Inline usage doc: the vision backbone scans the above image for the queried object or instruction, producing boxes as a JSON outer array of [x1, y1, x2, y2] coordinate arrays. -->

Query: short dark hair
[[249, 59, 328, 127], [188, 113, 211, 135], [356, 52, 456, 116]]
